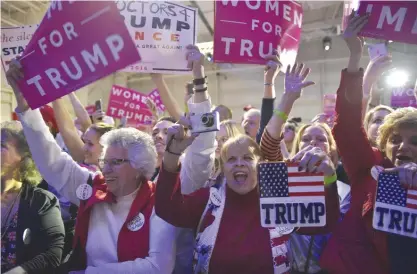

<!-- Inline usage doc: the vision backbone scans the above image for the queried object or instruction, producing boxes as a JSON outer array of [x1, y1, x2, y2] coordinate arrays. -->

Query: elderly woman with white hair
[[6, 63, 175, 274]]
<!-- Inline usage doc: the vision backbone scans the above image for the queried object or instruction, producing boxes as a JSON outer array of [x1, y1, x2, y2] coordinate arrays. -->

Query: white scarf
[[193, 178, 294, 274]]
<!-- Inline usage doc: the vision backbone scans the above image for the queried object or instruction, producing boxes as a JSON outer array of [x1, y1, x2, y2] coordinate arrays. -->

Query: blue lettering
[[300, 203, 314, 224], [376, 206, 389, 227], [403, 212, 417, 233], [275, 204, 287, 224], [313, 202, 325, 223], [286, 203, 298, 224], [388, 209, 402, 231], [261, 204, 274, 225]]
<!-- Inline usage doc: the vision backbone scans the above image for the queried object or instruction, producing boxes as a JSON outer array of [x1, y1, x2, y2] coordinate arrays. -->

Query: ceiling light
[[385, 70, 409, 88], [323, 37, 332, 51]]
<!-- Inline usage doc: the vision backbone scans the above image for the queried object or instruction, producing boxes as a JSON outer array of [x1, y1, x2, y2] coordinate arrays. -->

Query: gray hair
[[244, 108, 261, 119], [100, 128, 157, 179]]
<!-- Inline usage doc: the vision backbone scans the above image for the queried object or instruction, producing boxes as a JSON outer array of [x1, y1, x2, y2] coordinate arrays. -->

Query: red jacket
[[320, 69, 392, 274], [72, 174, 155, 269]]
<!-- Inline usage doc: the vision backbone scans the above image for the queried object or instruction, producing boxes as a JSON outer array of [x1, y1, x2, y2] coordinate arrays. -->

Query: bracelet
[[165, 147, 182, 156], [193, 76, 207, 86], [264, 83, 274, 86], [273, 109, 288, 121], [324, 173, 337, 186], [194, 87, 208, 93]]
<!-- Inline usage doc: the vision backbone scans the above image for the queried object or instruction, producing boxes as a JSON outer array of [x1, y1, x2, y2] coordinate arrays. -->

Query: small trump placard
[[373, 172, 417, 239], [258, 162, 326, 228]]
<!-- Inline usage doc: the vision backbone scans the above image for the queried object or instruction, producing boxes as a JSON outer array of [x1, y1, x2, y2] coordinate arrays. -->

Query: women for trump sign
[[18, 0, 140, 109], [106, 85, 153, 124], [214, 0, 303, 71]]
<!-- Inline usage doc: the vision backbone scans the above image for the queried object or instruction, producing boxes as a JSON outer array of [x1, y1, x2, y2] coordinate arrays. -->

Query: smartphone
[[120, 116, 127, 127], [186, 82, 194, 95], [95, 99, 102, 111], [368, 43, 388, 60], [95, 99, 103, 121]]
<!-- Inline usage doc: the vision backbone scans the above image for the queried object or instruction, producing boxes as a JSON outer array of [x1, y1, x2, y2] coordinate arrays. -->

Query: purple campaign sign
[[18, 1, 141, 109], [390, 86, 417, 108]]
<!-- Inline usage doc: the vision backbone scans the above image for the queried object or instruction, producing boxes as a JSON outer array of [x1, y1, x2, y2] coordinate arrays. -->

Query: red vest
[[73, 174, 155, 268]]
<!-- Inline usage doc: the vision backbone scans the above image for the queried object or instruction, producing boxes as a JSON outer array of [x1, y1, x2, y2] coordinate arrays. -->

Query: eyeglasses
[[98, 158, 130, 169]]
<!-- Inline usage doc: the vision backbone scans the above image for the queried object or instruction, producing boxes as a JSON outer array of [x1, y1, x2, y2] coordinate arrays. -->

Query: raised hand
[[165, 116, 199, 156], [291, 145, 336, 176], [343, 10, 369, 56], [385, 163, 417, 190], [91, 109, 105, 123], [186, 44, 205, 78], [6, 58, 29, 112], [284, 63, 315, 99], [364, 55, 392, 91], [264, 50, 282, 83]]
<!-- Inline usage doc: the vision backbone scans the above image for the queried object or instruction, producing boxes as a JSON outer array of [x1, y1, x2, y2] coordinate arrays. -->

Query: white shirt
[[19, 109, 175, 274]]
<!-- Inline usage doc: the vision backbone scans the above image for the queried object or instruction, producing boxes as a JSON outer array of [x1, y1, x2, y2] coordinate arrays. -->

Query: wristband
[[273, 109, 288, 121], [194, 87, 208, 93], [324, 173, 337, 186], [193, 76, 207, 86], [264, 83, 274, 86]]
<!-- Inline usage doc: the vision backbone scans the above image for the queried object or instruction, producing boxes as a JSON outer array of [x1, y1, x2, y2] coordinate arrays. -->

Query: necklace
[[1, 188, 22, 240]]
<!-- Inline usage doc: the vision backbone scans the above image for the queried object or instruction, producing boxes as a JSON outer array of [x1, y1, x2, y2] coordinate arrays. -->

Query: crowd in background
[[1, 9, 417, 274]]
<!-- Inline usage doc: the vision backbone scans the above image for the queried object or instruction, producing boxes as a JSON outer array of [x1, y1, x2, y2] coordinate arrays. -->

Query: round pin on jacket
[[371, 165, 384, 181], [23, 228, 31, 245], [76, 184, 93, 200], [127, 213, 145, 232], [210, 188, 221, 207]]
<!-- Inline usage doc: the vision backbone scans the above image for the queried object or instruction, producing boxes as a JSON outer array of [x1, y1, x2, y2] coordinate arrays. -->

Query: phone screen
[[368, 43, 388, 60], [95, 99, 102, 111]]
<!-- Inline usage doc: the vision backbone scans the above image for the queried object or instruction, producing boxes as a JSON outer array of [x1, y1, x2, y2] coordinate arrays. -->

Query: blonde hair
[[1, 121, 41, 185], [220, 134, 263, 165], [364, 105, 393, 138], [377, 107, 417, 153], [220, 119, 243, 137], [291, 123, 338, 165], [90, 122, 114, 138]]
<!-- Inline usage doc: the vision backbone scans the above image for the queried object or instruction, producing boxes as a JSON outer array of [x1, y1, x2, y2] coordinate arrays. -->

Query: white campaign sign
[[116, 1, 197, 74], [373, 172, 417, 238], [1, 25, 38, 76]]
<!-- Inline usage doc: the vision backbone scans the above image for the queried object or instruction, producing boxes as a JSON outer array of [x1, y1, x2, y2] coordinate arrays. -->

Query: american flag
[[376, 172, 417, 210], [258, 162, 325, 198]]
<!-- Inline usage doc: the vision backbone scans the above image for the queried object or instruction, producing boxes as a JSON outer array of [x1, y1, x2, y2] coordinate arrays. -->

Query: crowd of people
[[1, 10, 417, 274]]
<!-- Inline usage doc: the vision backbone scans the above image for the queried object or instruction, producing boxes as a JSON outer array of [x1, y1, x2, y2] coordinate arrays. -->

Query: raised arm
[[361, 55, 392, 120], [85, 210, 175, 274], [180, 45, 216, 194], [332, 12, 376, 183], [151, 74, 183, 121], [6, 60, 93, 206], [261, 63, 315, 161], [68, 92, 92, 132], [256, 52, 280, 144], [155, 123, 210, 228], [52, 98, 85, 163]]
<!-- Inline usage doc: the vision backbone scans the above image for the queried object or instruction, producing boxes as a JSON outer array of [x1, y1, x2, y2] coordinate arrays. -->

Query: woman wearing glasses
[[6, 62, 176, 274]]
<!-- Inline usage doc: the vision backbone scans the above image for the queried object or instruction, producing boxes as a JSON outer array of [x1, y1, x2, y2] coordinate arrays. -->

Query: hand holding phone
[[368, 43, 388, 61], [94, 100, 103, 121], [120, 116, 127, 128]]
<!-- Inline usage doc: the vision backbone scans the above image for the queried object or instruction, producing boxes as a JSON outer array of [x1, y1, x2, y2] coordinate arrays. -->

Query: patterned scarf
[[193, 178, 294, 274]]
